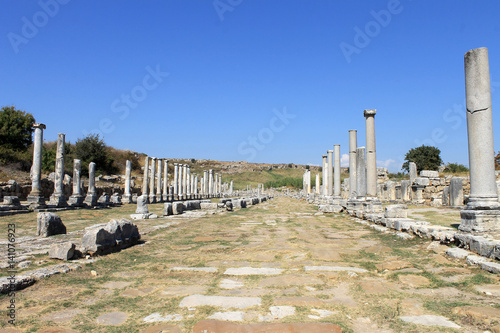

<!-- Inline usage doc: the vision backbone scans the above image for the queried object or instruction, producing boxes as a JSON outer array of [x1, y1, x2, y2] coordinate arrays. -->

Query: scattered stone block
[[466, 255, 487, 266], [414, 177, 430, 186], [135, 195, 149, 214], [446, 247, 471, 259], [304, 266, 368, 273], [49, 242, 76, 260], [420, 170, 439, 178], [163, 203, 173, 216], [399, 315, 460, 328], [81, 219, 140, 255], [480, 261, 500, 274], [224, 267, 283, 275], [259, 306, 295, 321], [384, 205, 407, 218], [200, 202, 218, 210], [3, 196, 20, 206], [37, 212, 66, 237], [172, 202, 184, 215]]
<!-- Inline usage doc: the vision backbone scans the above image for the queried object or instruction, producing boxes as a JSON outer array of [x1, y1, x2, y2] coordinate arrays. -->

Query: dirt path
[[0, 197, 499, 332]]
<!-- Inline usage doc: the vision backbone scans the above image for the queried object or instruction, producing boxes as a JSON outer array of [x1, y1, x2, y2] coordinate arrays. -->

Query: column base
[[459, 209, 500, 238], [84, 194, 98, 207], [122, 194, 133, 204], [27, 194, 46, 208], [156, 194, 163, 202], [49, 193, 67, 207], [68, 195, 85, 207], [149, 195, 157, 204]]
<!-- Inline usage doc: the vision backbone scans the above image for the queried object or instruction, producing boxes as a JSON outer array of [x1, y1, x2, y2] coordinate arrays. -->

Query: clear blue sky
[[1, 0, 500, 172]]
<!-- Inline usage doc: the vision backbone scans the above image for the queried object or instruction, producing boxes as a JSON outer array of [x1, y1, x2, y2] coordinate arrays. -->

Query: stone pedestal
[[459, 210, 500, 238], [27, 123, 46, 208]]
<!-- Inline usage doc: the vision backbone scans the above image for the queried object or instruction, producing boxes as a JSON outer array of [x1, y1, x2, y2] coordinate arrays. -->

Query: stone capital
[[363, 109, 377, 117], [33, 123, 46, 129]]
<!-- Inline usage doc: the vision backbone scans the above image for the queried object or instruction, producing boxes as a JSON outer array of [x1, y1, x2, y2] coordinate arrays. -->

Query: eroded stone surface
[[179, 295, 261, 309], [224, 267, 283, 275], [96, 311, 128, 325]]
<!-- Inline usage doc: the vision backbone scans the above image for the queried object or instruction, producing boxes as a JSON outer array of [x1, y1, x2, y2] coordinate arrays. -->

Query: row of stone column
[[141, 157, 228, 202], [26, 128, 104, 208]]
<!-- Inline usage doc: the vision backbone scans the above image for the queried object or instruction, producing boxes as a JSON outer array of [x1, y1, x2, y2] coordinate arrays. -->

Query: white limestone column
[[178, 164, 183, 198], [123, 160, 132, 203], [173, 163, 179, 198], [321, 155, 327, 195], [149, 157, 156, 203], [334, 144, 341, 198], [28, 123, 46, 205], [142, 156, 149, 198], [84, 162, 97, 206], [163, 160, 169, 200], [209, 169, 214, 195], [349, 130, 357, 198], [49, 133, 67, 206], [156, 158, 163, 202], [464, 47, 499, 208], [356, 147, 367, 198], [315, 173, 320, 194], [364, 109, 377, 197], [327, 150, 333, 196]]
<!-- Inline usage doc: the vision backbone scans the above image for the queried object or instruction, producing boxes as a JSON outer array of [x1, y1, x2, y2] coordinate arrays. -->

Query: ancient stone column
[[203, 170, 208, 196], [349, 130, 357, 198], [364, 109, 377, 197], [218, 174, 222, 197], [182, 164, 188, 199], [194, 176, 199, 196], [209, 170, 214, 196], [178, 164, 183, 198], [356, 147, 367, 198], [163, 160, 169, 201], [68, 159, 84, 206], [142, 156, 149, 199], [334, 144, 341, 198], [156, 158, 163, 202], [122, 160, 132, 203], [148, 157, 156, 203], [315, 173, 320, 194], [230, 180, 233, 194], [327, 150, 333, 196], [321, 155, 327, 196], [49, 133, 67, 207], [84, 162, 97, 206], [409, 162, 417, 185], [464, 47, 499, 209], [27, 123, 46, 207], [186, 166, 191, 198], [173, 163, 179, 199]]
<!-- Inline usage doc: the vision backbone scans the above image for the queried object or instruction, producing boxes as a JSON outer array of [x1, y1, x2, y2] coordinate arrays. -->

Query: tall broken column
[[356, 147, 367, 199], [142, 156, 149, 200], [334, 144, 341, 198], [122, 160, 132, 203], [163, 160, 169, 201], [230, 180, 233, 195], [315, 173, 320, 194], [186, 166, 191, 198], [321, 155, 327, 196], [364, 109, 377, 197], [182, 164, 188, 199], [349, 130, 357, 198], [84, 162, 97, 206], [208, 170, 214, 196], [27, 123, 46, 207], [218, 174, 222, 197], [49, 133, 67, 207], [173, 163, 179, 200], [68, 159, 84, 206], [460, 47, 500, 236], [149, 157, 156, 203], [156, 158, 163, 202], [327, 149, 333, 196], [178, 164, 184, 199]]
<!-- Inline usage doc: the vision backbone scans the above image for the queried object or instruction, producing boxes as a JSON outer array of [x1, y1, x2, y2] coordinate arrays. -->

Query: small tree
[[74, 134, 114, 174], [0, 106, 35, 151], [443, 163, 469, 173], [402, 145, 443, 173]]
